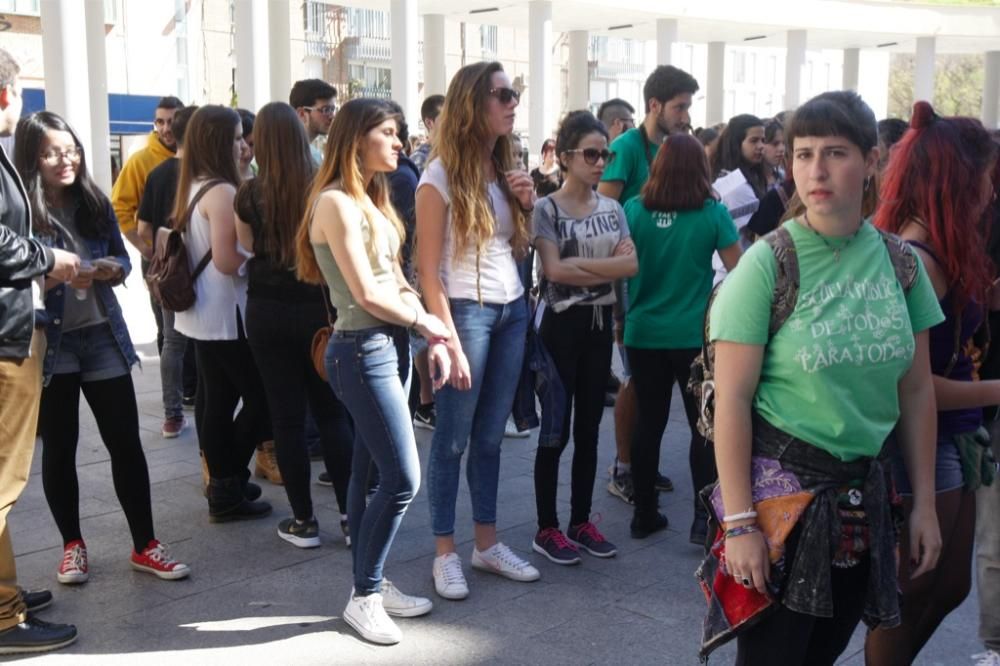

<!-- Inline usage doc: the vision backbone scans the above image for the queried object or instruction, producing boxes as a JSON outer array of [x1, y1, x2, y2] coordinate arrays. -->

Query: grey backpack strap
[[763, 225, 800, 337], [876, 227, 919, 293]]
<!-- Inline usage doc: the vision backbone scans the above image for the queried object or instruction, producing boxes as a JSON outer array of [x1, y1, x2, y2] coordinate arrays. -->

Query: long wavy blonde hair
[[296, 98, 405, 284], [432, 61, 530, 263]]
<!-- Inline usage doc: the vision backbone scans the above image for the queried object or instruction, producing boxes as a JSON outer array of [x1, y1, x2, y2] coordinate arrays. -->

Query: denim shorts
[[52, 322, 131, 382], [891, 433, 965, 495]]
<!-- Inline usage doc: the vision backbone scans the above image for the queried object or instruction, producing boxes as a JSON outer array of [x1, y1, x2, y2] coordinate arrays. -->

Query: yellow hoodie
[[111, 131, 175, 235]]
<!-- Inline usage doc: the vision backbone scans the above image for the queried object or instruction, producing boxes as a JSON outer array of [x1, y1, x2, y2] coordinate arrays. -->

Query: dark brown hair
[[171, 105, 241, 233], [642, 133, 714, 212]]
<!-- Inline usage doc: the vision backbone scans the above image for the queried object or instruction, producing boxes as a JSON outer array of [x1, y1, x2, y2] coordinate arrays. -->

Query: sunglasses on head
[[565, 148, 615, 165], [489, 87, 520, 105]]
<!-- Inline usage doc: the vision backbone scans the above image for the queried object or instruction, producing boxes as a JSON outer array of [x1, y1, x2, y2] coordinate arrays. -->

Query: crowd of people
[[1, 43, 999, 664]]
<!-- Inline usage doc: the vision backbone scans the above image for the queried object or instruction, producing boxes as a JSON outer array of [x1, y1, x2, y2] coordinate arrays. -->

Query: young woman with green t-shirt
[[623, 133, 741, 543], [707, 91, 943, 665]]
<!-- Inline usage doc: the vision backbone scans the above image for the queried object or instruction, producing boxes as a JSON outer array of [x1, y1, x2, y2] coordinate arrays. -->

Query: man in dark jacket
[[0, 48, 80, 655]]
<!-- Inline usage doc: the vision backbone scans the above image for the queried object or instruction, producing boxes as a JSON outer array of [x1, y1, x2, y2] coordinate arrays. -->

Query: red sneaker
[[130, 540, 190, 580], [57, 540, 88, 585]]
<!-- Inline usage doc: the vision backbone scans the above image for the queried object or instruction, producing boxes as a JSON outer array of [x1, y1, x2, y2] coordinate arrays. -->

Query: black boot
[[208, 476, 272, 523]]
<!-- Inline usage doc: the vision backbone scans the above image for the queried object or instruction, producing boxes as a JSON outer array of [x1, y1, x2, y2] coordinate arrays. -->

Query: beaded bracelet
[[722, 510, 758, 523], [724, 524, 761, 539]]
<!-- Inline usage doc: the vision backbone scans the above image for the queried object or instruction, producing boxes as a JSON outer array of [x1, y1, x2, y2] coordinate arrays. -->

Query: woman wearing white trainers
[[416, 61, 541, 599], [297, 98, 451, 644]]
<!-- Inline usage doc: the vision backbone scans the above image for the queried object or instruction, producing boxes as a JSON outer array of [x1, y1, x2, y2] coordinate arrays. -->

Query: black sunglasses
[[565, 148, 615, 165], [489, 87, 520, 105]]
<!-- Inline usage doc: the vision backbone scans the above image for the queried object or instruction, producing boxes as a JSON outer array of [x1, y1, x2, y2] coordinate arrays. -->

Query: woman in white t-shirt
[[172, 105, 272, 522], [416, 61, 539, 600]]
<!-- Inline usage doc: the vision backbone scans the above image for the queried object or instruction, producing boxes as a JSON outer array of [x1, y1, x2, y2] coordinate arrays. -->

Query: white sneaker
[[504, 417, 529, 438], [380, 579, 433, 617], [343, 592, 401, 645], [471, 542, 541, 582], [973, 651, 1000, 666], [432, 552, 469, 600]]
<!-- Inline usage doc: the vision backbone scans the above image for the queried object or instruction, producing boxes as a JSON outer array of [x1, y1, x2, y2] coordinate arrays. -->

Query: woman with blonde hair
[[416, 61, 540, 600], [297, 98, 450, 645]]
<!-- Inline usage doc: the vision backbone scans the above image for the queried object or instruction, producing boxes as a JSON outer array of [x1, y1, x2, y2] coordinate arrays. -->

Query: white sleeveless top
[[173, 180, 251, 341]]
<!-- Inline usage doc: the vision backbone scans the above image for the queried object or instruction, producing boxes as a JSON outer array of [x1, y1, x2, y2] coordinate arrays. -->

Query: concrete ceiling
[[335, 0, 1000, 54]]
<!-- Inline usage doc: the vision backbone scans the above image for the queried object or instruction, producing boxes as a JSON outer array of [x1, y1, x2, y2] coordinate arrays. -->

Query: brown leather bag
[[145, 179, 224, 312], [311, 286, 336, 381]]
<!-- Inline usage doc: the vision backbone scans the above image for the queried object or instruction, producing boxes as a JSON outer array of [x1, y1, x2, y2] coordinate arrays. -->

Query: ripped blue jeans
[[427, 297, 527, 535]]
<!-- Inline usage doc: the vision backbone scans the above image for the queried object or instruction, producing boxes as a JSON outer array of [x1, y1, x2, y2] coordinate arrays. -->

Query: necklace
[[803, 214, 864, 263]]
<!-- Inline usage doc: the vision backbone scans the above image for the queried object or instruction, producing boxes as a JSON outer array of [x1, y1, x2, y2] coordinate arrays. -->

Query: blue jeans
[[326, 326, 418, 595], [428, 298, 528, 536]]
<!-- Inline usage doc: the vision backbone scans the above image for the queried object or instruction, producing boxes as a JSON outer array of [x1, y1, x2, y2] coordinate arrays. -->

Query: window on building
[[348, 7, 390, 39], [0, 0, 40, 14], [732, 52, 747, 85], [481, 24, 498, 59], [766, 55, 777, 88], [304, 0, 325, 36]]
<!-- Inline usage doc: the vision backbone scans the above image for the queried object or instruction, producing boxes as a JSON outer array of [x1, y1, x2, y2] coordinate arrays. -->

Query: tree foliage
[[888, 53, 985, 119]]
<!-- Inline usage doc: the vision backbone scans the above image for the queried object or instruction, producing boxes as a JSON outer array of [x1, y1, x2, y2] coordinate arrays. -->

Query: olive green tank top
[[312, 207, 400, 331]]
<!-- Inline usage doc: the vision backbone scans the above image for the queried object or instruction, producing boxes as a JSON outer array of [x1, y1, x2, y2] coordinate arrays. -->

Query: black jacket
[[0, 143, 55, 359]]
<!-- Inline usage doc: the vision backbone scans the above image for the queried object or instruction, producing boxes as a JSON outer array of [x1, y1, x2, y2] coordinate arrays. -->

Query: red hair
[[642, 133, 715, 212], [874, 101, 998, 309]]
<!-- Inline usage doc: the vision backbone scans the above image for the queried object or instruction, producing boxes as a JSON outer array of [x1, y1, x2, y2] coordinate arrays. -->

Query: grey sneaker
[[607, 472, 635, 505]]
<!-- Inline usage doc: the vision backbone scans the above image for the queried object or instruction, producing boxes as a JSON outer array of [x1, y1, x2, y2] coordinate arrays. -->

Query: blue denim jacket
[[35, 198, 138, 386]]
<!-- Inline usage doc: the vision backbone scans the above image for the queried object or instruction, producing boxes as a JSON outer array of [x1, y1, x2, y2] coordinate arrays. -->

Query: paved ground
[[3, 265, 984, 665]]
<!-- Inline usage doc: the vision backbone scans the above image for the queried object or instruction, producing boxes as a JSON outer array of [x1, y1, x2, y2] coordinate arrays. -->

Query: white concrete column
[[390, 0, 419, 126], [914, 36, 935, 104], [567, 30, 589, 110], [84, 0, 111, 192], [706, 41, 725, 125], [234, 0, 270, 112], [842, 47, 860, 91], [423, 14, 447, 96], [784, 29, 807, 109], [40, 1, 93, 168], [269, 0, 292, 103], [984, 51, 1000, 129], [656, 18, 678, 66], [529, 0, 554, 153]]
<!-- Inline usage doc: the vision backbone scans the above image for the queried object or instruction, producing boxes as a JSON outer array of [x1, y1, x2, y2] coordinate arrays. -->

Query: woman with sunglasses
[[625, 132, 742, 543], [14, 111, 190, 585], [416, 61, 539, 600], [530, 111, 637, 565]]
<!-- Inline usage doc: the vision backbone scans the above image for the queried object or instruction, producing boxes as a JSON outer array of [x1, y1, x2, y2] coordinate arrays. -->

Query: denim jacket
[[35, 197, 138, 386]]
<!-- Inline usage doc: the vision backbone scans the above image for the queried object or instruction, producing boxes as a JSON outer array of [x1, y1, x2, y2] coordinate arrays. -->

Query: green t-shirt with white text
[[710, 219, 944, 461], [624, 197, 739, 349], [601, 127, 658, 204]]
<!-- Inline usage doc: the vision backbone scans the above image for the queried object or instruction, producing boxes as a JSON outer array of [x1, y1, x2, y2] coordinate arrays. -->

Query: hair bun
[[910, 101, 937, 130]]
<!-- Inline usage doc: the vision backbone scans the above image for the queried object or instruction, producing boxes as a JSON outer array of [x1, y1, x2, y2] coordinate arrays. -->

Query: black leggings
[[625, 346, 715, 518], [534, 306, 613, 530], [193, 336, 271, 480], [736, 556, 870, 665], [39, 373, 154, 553], [246, 297, 353, 519]]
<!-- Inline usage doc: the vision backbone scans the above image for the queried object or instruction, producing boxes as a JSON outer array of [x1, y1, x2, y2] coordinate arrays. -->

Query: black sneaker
[[340, 514, 351, 548], [316, 471, 332, 487], [22, 590, 52, 614], [307, 440, 324, 461], [413, 404, 436, 431], [0, 617, 77, 655], [567, 521, 618, 558], [182, 395, 196, 410], [655, 473, 674, 492], [277, 517, 320, 548], [630, 512, 669, 539], [531, 528, 581, 565]]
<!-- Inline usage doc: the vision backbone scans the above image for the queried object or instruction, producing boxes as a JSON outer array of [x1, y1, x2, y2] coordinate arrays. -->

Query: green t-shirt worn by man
[[624, 197, 739, 349], [710, 219, 944, 462], [601, 127, 658, 204]]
